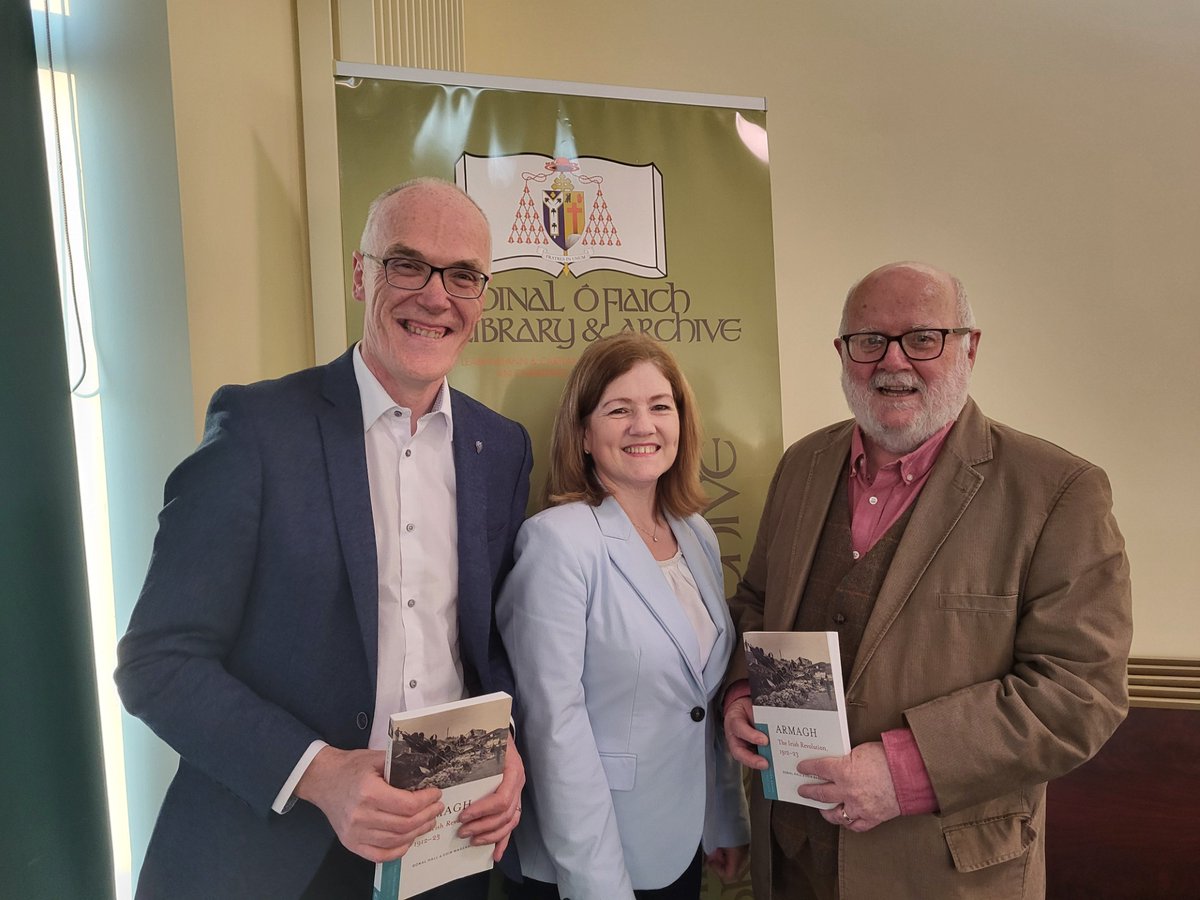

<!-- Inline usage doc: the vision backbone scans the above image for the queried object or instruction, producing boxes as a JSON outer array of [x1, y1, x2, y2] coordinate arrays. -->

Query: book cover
[[372, 691, 512, 900], [743, 631, 851, 809]]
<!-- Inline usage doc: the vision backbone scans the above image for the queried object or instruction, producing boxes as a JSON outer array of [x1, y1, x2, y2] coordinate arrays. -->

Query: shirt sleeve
[[881, 728, 938, 815], [271, 740, 328, 814]]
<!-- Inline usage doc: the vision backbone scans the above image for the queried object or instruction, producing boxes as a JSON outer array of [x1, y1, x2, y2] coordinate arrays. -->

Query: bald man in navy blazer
[[117, 179, 532, 899]]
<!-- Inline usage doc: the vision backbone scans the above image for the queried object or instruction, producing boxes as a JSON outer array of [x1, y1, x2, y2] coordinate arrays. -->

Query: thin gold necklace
[[632, 517, 661, 543]]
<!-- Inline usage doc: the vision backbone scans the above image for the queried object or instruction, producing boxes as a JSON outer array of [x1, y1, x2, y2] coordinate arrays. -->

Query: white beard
[[841, 350, 972, 455]]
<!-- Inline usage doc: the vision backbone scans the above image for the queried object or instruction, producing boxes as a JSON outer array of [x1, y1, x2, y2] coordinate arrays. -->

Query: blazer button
[[356, 712, 369, 730], [690, 706, 705, 722]]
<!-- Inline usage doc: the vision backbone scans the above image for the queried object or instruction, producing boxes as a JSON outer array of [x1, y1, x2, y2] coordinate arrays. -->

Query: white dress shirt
[[356, 347, 464, 747], [271, 345, 463, 812]]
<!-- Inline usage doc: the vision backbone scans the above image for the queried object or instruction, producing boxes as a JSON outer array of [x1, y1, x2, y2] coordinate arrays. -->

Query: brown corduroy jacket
[[726, 398, 1132, 899]]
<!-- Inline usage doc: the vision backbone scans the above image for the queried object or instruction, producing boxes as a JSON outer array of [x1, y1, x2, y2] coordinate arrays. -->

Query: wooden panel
[[1046, 706, 1200, 898], [1128, 656, 1200, 711]]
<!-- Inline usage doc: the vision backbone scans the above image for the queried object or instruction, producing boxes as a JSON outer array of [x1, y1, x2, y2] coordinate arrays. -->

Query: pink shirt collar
[[849, 418, 956, 487]]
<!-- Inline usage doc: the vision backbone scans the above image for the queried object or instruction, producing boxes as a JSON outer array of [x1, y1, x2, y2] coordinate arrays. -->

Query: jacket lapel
[[594, 497, 707, 692], [847, 398, 991, 691], [773, 422, 855, 631], [317, 349, 379, 678], [674, 520, 733, 697], [450, 391, 490, 683]]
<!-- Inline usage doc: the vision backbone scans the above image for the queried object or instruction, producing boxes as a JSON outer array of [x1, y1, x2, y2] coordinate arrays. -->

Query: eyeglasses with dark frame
[[840, 328, 973, 363], [361, 252, 491, 300]]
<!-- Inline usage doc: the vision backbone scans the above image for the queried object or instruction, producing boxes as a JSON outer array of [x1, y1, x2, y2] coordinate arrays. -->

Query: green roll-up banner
[[0, 1, 115, 898], [334, 67, 782, 606]]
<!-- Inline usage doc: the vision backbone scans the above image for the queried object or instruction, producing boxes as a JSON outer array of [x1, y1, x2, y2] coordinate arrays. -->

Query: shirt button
[[905, 473, 914, 482], [406, 523, 415, 532], [690, 706, 705, 722], [869, 496, 879, 505], [392, 410, 402, 418], [852, 550, 861, 560], [409, 679, 418, 689], [356, 712, 369, 730], [405, 449, 412, 457], [407, 598, 416, 608], [833, 613, 847, 624]]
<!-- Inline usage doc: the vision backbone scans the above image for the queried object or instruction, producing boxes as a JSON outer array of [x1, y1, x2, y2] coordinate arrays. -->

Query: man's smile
[[399, 319, 449, 339]]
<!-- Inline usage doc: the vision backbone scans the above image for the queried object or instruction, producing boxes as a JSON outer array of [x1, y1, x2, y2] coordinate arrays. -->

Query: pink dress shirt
[[847, 420, 955, 815]]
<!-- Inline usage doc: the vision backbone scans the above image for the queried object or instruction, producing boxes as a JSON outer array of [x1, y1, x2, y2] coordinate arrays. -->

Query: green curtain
[[0, 0, 115, 896]]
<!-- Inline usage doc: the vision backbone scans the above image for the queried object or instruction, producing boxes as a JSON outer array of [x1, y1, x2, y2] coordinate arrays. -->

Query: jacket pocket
[[598, 752, 636, 791], [943, 812, 1035, 872], [937, 592, 1018, 613]]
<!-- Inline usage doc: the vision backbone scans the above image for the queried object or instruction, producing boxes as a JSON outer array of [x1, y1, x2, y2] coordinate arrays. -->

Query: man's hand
[[794, 741, 901, 832], [706, 844, 749, 883], [723, 696, 769, 769], [295, 746, 444, 862], [456, 735, 525, 860]]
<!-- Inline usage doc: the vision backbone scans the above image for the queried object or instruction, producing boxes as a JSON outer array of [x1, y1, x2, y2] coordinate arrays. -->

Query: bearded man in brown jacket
[[723, 262, 1132, 899]]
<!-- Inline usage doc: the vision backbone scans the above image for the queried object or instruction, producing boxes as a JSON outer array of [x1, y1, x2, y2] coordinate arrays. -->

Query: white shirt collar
[[352, 343, 454, 439]]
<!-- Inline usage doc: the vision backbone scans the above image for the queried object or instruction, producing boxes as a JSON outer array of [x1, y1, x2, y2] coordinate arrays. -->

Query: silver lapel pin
[[475, 440, 483, 454]]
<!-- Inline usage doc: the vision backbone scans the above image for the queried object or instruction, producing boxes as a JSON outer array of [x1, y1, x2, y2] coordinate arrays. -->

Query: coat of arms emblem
[[457, 153, 665, 278]]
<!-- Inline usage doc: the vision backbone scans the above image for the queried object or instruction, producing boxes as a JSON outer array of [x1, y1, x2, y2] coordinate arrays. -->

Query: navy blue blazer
[[115, 348, 532, 899]]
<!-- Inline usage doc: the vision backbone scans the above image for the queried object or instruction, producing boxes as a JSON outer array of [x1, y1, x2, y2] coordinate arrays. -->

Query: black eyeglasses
[[840, 328, 973, 363], [361, 253, 491, 300]]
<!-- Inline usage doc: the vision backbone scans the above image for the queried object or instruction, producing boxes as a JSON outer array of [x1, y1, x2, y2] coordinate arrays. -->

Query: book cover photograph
[[373, 691, 512, 900], [744, 631, 851, 809]]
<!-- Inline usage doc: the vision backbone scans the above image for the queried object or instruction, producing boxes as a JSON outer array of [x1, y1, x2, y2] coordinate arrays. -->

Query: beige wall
[[463, 0, 1197, 658], [166, 0, 314, 428], [164, 1, 1198, 655]]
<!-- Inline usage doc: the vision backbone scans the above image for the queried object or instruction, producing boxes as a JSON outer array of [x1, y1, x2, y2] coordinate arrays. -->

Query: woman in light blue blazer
[[498, 333, 749, 900]]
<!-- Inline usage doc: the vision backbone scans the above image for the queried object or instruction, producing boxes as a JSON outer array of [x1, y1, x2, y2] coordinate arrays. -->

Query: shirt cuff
[[881, 728, 938, 816], [271, 740, 328, 815], [722, 679, 752, 716]]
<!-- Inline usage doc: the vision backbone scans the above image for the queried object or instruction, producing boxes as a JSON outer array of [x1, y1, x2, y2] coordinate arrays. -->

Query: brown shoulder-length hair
[[545, 332, 708, 517]]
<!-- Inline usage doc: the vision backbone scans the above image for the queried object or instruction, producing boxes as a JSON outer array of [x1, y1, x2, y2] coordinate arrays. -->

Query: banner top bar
[[334, 62, 767, 112]]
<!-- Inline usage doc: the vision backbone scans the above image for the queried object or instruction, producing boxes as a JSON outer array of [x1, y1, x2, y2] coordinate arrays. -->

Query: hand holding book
[[735, 633, 905, 831], [373, 692, 513, 900], [795, 741, 901, 832], [741, 631, 852, 811], [454, 736, 525, 860], [294, 746, 444, 862], [721, 696, 770, 770]]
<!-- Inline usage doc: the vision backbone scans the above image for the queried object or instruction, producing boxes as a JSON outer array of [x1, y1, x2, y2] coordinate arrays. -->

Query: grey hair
[[951, 276, 975, 329]]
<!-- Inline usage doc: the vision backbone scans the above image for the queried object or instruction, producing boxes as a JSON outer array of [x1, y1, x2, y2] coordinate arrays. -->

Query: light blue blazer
[[497, 496, 750, 900]]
